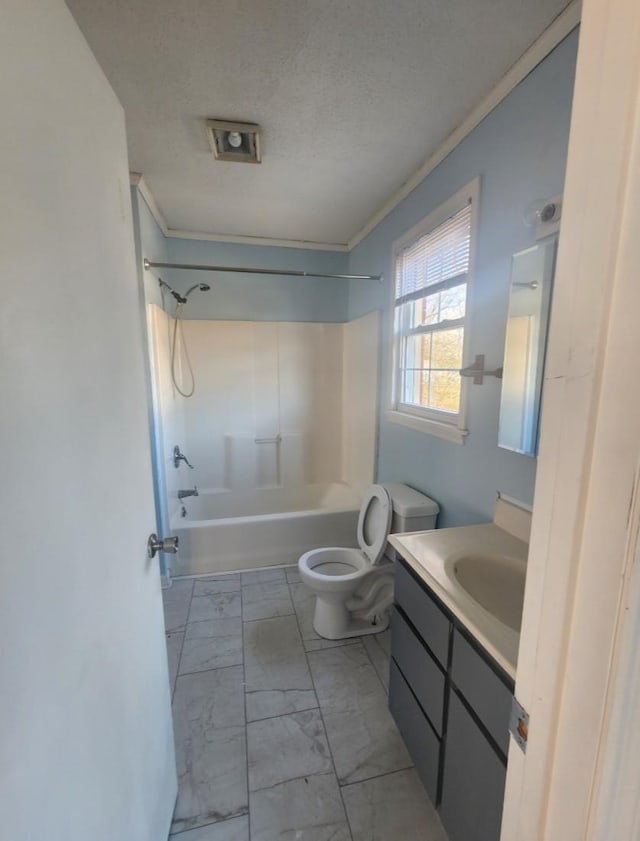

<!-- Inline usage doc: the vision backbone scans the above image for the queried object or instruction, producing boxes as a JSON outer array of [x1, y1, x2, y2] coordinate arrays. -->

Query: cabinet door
[[440, 692, 507, 841], [451, 630, 512, 755]]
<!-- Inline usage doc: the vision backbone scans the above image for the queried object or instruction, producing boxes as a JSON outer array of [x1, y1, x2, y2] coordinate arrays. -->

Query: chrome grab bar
[[254, 435, 282, 444]]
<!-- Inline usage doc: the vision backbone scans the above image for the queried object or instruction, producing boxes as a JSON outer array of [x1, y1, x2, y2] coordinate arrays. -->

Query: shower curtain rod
[[144, 258, 382, 282]]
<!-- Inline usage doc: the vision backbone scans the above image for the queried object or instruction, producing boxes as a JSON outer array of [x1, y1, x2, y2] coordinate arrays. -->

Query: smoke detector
[[206, 119, 261, 163]]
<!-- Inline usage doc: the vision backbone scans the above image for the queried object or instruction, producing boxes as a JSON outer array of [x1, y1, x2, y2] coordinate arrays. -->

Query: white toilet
[[298, 483, 439, 639]]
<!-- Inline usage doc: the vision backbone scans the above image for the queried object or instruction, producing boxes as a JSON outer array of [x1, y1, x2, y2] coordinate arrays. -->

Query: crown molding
[[129, 173, 348, 252], [162, 227, 349, 252], [129, 1, 580, 255], [130, 172, 170, 236], [346, 0, 581, 250]]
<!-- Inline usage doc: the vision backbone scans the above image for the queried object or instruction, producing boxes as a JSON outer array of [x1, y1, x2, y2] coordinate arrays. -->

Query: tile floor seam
[[193, 572, 243, 579], [167, 578, 190, 832], [171, 579, 194, 703], [240, 580, 252, 841], [242, 702, 320, 725], [288, 576, 355, 841], [177, 661, 247, 677], [338, 763, 416, 790], [168, 811, 249, 838], [248, 768, 348, 795], [361, 637, 388, 694], [241, 611, 295, 623], [183, 578, 197, 627]]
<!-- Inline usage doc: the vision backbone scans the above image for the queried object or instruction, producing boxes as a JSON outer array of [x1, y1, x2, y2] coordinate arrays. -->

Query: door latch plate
[[510, 695, 529, 753]]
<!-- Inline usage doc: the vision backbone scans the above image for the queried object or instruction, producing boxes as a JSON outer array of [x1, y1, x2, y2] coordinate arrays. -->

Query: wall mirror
[[498, 237, 557, 456]]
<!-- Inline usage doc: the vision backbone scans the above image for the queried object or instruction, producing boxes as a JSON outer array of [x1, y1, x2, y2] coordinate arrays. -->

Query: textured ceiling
[[66, 0, 570, 245]]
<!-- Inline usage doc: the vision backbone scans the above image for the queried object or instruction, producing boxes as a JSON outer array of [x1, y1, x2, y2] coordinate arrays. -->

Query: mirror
[[498, 237, 557, 456]]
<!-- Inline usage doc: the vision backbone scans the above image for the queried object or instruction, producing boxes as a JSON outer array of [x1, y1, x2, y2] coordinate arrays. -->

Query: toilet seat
[[298, 485, 393, 588], [357, 484, 392, 565], [299, 546, 369, 585]]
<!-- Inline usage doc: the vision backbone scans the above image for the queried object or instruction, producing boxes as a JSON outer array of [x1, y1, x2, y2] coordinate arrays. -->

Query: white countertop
[[389, 523, 528, 680]]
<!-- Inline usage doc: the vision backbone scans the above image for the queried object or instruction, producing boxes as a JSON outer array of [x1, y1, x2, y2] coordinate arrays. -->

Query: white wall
[[179, 320, 345, 493], [0, 2, 176, 839], [342, 311, 380, 493]]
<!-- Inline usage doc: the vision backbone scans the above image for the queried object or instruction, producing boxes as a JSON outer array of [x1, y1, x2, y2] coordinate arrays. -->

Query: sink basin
[[451, 554, 525, 631]]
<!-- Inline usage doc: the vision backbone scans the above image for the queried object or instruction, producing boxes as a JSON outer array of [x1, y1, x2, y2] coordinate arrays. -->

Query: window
[[387, 179, 478, 442]]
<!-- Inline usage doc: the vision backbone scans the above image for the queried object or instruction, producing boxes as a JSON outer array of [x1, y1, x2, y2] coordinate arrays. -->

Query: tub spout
[[177, 486, 199, 500]]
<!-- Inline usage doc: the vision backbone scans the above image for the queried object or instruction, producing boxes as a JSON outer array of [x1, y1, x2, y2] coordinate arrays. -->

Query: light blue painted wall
[[158, 237, 350, 322], [348, 31, 579, 527], [135, 190, 169, 310]]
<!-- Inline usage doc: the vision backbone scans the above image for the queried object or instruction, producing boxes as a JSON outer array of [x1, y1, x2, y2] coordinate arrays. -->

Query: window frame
[[385, 177, 480, 444]]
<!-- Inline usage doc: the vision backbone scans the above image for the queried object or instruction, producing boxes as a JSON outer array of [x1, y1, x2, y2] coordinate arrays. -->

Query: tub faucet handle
[[173, 445, 194, 469]]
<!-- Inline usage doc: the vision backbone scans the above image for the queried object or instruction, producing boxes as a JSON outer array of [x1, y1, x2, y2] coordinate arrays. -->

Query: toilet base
[[312, 598, 390, 640]]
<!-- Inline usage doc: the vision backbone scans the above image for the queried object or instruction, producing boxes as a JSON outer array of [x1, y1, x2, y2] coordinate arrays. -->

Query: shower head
[[158, 277, 186, 304], [158, 277, 210, 304], [184, 283, 211, 298]]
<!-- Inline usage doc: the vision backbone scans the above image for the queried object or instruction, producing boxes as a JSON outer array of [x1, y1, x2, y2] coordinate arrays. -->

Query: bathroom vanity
[[388, 521, 527, 841]]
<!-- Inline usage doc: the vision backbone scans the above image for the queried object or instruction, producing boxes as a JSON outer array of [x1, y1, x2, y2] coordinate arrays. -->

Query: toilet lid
[[357, 484, 393, 566]]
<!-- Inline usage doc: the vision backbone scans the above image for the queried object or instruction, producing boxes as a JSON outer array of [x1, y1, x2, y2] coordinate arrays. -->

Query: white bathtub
[[171, 483, 361, 575]]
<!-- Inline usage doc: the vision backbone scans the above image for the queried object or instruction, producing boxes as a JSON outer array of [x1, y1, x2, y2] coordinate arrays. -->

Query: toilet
[[298, 483, 439, 639]]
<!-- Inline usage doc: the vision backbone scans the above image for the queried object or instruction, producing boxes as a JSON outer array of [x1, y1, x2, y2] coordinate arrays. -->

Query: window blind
[[395, 203, 472, 301]]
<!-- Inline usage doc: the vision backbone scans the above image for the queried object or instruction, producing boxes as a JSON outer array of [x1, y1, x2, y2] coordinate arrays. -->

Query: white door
[[501, 0, 640, 838], [0, 2, 177, 840]]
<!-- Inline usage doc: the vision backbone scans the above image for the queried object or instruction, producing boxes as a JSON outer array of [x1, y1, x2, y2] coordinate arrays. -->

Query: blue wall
[[348, 31, 579, 526], [156, 237, 350, 322]]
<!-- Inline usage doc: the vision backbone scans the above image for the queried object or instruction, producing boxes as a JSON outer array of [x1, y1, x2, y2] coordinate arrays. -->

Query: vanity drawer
[[391, 606, 445, 734], [394, 560, 450, 667], [389, 659, 441, 804], [451, 629, 512, 756]]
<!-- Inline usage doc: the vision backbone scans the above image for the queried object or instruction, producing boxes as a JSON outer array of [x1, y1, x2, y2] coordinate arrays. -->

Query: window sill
[[384, 409, 468, 445]]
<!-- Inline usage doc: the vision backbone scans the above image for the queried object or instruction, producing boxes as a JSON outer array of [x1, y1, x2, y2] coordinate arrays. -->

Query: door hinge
[[510, 696, 529, 753]]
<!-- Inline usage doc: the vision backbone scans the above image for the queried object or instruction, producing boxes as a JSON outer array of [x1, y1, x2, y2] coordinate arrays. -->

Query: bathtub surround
[[147, 305, 380, 576], [164, 567, 448, 840], [176, 320, 345, 490]]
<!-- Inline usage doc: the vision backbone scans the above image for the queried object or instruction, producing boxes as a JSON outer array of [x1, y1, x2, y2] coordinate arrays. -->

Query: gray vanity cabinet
[[439, 692, 507, 841], [389, 559, 514, 841]]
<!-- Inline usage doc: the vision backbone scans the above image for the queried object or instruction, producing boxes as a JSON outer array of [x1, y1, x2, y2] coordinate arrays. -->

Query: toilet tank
[[383, 483, 440, 535]]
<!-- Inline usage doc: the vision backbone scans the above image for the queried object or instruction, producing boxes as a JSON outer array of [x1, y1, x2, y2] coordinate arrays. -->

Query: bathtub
[[171, 483, 362, 576]]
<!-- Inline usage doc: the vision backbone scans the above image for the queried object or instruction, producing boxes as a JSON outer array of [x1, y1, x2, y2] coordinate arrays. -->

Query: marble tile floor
[[163, 566, 447, 841]]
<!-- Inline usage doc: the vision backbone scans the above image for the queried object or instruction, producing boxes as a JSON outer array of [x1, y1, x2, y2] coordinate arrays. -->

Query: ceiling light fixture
[[206, 119, 261, 163]]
